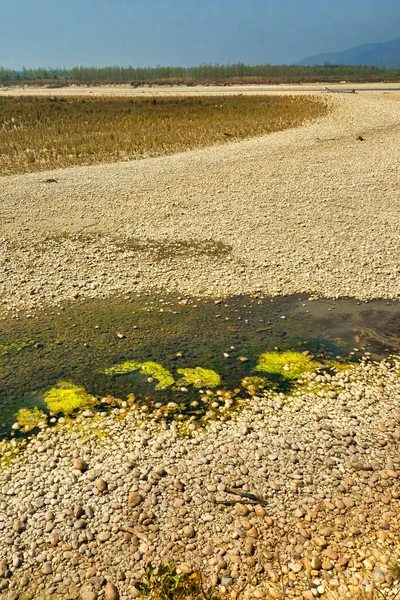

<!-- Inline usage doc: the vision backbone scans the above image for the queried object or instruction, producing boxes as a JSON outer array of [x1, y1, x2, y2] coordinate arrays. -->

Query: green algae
[[43, 381, 93, 414], [104, 361, 142, 376], [0, 338, 34, 358], [16, 407, 46, 431], [176, 367, 221, 389], [323, 360, 356, 372], [104, 361, 174, 390], [255, 351, 317, 380]]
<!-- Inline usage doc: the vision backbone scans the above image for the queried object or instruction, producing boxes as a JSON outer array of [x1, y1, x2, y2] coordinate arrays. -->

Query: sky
[[0, 0, 399, 69]]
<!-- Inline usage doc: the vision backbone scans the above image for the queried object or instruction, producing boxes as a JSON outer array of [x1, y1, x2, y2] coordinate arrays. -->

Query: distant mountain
[[297, 37, 400, 68]]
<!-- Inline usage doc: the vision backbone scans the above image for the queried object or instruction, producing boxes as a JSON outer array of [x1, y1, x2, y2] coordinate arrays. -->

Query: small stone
[[74, 504, 84, 519], [128, 492, 143, 508], [96, 478, 108, 493], [74, 458, 87, 472], [221, 575, 234, 587], [81, 591, 98, 600], [182, 525, 196, 538], [254, 505, 266, 518], [98, 532, 111, 543], [105, 582, 120, 600], [42, 562, 53, 575], [289, 563, 302, 573], [235, 503, 249, 517], [310, 557, 321, 570], [12, 520, 25, 534], [174, 479, 185, 491]]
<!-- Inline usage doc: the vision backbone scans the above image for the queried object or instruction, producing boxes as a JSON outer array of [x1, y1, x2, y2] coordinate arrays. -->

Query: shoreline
[[1, 355, 400, 598], [1, 93, 400, 317]]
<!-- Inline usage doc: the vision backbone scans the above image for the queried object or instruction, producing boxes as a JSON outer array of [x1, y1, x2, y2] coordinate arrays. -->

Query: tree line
[[0, 63, 399, 85]]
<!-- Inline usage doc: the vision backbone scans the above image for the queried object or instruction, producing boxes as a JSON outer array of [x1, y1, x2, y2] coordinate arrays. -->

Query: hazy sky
[[1, 0, 399, 69]]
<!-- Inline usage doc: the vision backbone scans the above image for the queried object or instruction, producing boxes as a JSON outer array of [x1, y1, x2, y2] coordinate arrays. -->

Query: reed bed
[[0, 95, 329, 175]]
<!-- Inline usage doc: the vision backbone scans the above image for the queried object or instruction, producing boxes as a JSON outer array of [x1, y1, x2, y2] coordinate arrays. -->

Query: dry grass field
[[0, 94, 328, 175]]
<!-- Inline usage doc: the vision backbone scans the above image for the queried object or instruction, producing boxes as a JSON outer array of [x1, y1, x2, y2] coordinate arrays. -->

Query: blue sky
[[1, 0, 399, 68]]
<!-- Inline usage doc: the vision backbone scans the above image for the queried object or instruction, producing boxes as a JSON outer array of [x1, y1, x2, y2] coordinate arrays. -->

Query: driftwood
[[220, 487, 269, 507], [325, 87, 356, 94]]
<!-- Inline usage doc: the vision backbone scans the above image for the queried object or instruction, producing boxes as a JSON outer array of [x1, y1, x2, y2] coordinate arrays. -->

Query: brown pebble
[[105, 582, 120, 600], [96, 478, 108, 493], [128, 492, 143, 508], [74, 458, 88, 472]]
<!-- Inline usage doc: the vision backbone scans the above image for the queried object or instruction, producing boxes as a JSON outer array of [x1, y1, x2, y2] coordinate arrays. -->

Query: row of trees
[[1, 63, 399, 85]]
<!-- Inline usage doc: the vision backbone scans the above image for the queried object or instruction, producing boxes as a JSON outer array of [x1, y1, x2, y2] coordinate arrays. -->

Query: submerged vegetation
[[104, 361, 175, 390], [255, 350, 317, 380], [43, 381, 93, 414], [176, 367, 221, 388], [0, 95, 329, 175]]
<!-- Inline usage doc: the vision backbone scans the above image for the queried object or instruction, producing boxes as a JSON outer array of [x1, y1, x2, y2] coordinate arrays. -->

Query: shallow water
[[0, 293, 399, 432]]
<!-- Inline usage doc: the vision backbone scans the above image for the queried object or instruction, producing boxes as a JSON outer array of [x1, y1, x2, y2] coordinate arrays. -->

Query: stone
[[98, 532, 111, 543], [81, 591, 98, 600], [42, 562, 53, 575], [128, 492, 143, 508], [105, 582, 120, 600], [74, 458, 88, 472], [183, 525, 196, 538], [12, 520, 25, 534], [96, 478, 108, 493], [235, 503, 249, 516]]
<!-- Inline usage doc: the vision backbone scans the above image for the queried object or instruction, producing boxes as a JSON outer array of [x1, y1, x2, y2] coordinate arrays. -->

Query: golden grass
[[0, 95, 329, 175]]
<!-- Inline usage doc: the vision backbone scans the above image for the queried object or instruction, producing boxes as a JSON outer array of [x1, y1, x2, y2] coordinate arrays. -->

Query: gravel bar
[[0, 92, 400, 316]]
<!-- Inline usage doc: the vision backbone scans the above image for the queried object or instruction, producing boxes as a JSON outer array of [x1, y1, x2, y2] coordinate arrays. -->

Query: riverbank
[[1, 355, 400, 599], [1, 92, 400, 316]]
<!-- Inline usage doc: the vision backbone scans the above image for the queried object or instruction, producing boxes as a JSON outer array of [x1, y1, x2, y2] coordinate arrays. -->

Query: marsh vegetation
[[0, 95, 329, 175]]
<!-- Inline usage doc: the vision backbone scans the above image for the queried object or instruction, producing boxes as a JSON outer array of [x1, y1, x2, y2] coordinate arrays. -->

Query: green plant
[[134, 563, 217, 600]]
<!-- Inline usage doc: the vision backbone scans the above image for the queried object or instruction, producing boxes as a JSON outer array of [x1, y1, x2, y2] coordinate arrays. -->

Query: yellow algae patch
[[43, 382, 92, 414], [323, 360, 356, 372], [15, 407, 46, 431], [103, 361, 174, 390], [176, 367, 221, 388], [255, 351, 317, 380]]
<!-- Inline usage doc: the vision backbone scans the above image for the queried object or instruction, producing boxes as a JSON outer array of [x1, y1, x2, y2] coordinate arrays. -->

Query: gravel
[[1, 357, 400, 599], [0, 92, 400, 315]]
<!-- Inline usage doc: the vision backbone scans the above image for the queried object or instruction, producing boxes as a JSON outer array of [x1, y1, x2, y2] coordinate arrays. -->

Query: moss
[[16, 407, 46, 431], [323, 360, 356, 372], [103, 360, 142, 375], [176, 367, 221, 388], [140, 362, 175, 390], [255, 351, 317, 380], [43, 381, 92, 414], [0, 338, 34, 358], [103, 360, 174, 390]]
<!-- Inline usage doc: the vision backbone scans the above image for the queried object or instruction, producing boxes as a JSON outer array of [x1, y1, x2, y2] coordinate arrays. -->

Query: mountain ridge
[[297, 37, 400, 68]]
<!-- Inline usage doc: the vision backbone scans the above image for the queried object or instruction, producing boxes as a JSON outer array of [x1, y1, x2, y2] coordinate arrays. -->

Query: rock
[[96, 478, 108, 493], [74, 504, 84, 519], [105, 582, 120, 600], [182, 525, 196, 538], [235, 503, 249, 516], [310, 557, 322, 570], [128, 492, 143, 507], [42, 562, 53, 575], [174, 479, 185, 491], [74, 458, 88, 472], [221, 575, 234, 587], [81, 591, 98, 600], [98, 532, 111, 543], [289, 563, 302, 573], [12, 520, 25, 534]]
